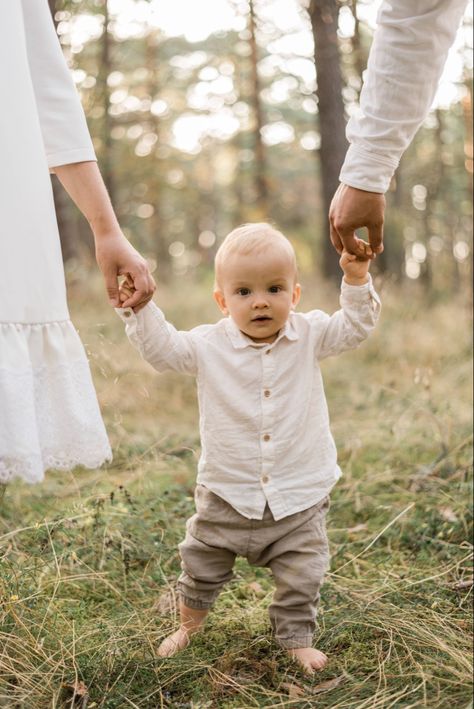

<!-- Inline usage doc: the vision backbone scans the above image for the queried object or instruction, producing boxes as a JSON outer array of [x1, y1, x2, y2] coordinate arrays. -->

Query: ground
[[0, 272, 472, 708]]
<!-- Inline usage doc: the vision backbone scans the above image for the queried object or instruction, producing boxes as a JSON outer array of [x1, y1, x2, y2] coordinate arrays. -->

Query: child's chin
[[247, 328, 279, 343]]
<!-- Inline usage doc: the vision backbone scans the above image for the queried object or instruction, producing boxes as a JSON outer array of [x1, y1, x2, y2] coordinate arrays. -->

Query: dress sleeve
[[339, 0, 468, 193], [20, 0, 96, 168]]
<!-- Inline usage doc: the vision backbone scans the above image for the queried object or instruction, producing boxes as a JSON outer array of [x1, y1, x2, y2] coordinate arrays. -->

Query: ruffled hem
[[0, 319, 112, 484]]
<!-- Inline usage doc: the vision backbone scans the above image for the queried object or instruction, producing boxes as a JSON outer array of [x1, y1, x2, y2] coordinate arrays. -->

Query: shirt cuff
[[115, 306, 137, 323], [339, 144, 399, 194], [115, 301, 167, 340], [340, 274, 381, 310]]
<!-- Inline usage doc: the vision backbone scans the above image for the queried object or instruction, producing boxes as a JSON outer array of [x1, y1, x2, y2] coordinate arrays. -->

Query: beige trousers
[[177, 485, 330, 649]]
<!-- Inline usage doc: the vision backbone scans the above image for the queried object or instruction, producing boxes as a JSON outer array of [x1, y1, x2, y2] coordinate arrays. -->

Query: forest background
[[0, 1, 472, 707], [49, 0, 473, 291]]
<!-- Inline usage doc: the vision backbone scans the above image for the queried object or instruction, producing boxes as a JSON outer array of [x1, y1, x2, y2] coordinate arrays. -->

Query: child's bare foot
[[288, 647, 328, 674], [157, 627, 191, 657], [158, 603, 209, 658]]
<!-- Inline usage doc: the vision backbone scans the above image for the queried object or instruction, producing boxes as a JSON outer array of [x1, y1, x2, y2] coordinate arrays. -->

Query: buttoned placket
[[260, 345, 276, 490]]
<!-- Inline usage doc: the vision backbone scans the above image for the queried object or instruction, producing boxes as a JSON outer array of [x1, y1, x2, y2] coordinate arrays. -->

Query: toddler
[[117, 223, 380, 673]]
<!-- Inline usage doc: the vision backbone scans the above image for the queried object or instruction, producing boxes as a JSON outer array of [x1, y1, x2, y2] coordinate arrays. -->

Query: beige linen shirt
[[117, 278, 380, 520]]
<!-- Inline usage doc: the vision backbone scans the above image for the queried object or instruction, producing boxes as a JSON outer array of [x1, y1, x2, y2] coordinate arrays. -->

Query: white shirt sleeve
[[309, 276, 381, 361], [20, 0, 96, 168], [116, 302, 198, 376], [340, 0, 468, 193]]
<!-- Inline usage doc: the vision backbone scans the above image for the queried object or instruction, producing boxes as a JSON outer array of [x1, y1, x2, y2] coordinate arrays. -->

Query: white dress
[[0, 0, 112, 483]]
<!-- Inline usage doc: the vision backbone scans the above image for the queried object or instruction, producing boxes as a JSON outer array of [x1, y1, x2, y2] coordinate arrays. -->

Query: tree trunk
[[461, 80, 473, 302], [348, 0, 366, 93], [145, 32, 168, 280], [248, 0, 268, 218], [308, 0, 348, 280], [48, 0, 79, 263], [98, 0, 114, 202]]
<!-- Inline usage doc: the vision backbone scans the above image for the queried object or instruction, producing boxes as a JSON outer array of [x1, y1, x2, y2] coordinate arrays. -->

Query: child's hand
[[339, 245, 371, 286], [119, 277, 148, 312]]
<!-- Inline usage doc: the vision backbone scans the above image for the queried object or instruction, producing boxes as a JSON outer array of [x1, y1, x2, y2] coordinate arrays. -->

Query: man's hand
[[329, 184, 385, 259], [95, 233, 156, 309]]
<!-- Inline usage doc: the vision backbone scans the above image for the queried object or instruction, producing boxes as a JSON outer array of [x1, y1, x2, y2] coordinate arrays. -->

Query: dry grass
[[0, 272, 472, 708]]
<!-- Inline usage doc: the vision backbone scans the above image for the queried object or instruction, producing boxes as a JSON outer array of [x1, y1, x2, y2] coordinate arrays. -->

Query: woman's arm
[[21, 0, 155, 307], [21, 0, 95, 168], [54, 161, 155, 308]]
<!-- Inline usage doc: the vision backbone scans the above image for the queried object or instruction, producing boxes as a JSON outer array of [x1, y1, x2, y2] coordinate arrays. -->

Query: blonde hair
[[214, 223, 297, 287]]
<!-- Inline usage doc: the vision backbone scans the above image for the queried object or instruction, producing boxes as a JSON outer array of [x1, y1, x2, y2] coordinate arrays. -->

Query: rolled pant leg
[[265, 500, 330, 649], [177, 528, 236, 610], [268, 548, 327, 648]]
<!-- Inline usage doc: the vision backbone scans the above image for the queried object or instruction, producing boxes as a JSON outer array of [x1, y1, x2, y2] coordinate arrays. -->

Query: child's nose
[[252, 294, 269, 308]]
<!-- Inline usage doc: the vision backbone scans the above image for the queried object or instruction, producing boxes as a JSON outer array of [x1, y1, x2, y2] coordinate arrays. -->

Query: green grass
[[0, 273, 472, 708]]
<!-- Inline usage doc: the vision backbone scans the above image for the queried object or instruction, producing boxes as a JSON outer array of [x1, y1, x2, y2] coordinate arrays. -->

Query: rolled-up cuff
[[178, 592, 215, 611], [340, 274, 381, 313], [276, 635, 314, 650], [339, 144, 398, 194]]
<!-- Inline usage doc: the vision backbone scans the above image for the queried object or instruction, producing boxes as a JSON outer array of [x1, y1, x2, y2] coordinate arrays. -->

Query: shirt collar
[[224, 313, 299, 350]]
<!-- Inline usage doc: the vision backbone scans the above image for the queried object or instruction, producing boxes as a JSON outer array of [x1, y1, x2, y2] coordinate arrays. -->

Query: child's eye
[[237, 288, 251, 296], [268, 286, 282, 293]]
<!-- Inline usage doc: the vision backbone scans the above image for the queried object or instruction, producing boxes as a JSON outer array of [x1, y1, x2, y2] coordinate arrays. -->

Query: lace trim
[[0, 319, 70, 326], [0, 321, 111, 484]]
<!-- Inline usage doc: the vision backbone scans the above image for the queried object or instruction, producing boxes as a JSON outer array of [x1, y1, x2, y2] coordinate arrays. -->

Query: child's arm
[[116, 279, 198, 376], [311, 247, 381, 360], [340, 248, 372, 286]]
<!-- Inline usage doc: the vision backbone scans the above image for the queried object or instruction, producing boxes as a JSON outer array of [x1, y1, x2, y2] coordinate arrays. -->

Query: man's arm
[[330, 0, 468, 256]]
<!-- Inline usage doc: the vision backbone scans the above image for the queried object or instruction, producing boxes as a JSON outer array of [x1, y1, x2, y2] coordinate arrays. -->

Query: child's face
[[213, 248, 300, 344]]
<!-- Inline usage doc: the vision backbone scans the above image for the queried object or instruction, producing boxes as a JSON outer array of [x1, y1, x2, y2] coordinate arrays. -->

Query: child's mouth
[[252, 316, 271, 322]]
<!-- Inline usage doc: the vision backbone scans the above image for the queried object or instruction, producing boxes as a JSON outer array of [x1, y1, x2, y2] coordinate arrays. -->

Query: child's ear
[[291, 283, 301, 309], [213, 289, 228, 315]]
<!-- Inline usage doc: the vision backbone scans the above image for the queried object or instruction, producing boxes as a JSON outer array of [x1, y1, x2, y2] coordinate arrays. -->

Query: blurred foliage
[[52, 0, 472, 292]]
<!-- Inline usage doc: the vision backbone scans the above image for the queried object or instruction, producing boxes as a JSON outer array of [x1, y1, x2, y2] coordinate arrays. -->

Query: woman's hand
[[54, 161, 156, 308], [95, 232, 155, 308], [117, 274, 148, 312]]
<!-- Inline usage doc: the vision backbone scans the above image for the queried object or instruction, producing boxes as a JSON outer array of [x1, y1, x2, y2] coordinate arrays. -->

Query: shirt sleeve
[[115, 302, 198, 376], [308, 276, 381, 361], [20, 0, 96, 168], [339, 0, 468, 193]]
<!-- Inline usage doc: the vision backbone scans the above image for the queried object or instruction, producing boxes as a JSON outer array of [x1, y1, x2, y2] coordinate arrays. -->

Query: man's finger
[[367, 223, 384, 254], [338, 229, 367, 258], [329, 222, 344, 254]]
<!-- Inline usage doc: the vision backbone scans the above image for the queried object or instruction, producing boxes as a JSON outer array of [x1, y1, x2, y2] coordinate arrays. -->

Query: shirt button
[[261, 475, 269, 484], [265, 350, 271, 355], [264, 390, 271, 397], [263, 434, 271, 442], [123, 310, 132, 318]]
